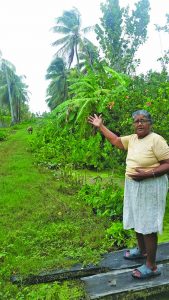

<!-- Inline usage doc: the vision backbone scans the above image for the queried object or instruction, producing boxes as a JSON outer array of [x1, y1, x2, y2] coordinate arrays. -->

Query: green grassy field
[[0, 126, 113, 299], [0, 126, 168, 299]]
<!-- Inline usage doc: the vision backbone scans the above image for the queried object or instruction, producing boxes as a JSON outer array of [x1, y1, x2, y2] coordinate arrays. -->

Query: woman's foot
[[132, 264, 161, 279], [124, 247, 147, 260]]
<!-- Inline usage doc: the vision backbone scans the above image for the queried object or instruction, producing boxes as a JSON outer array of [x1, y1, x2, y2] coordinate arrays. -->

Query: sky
[[0, 0, 168, 114]]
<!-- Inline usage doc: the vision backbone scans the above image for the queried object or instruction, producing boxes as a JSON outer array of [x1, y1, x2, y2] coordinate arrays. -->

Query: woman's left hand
[[129, 168, 150, 181]]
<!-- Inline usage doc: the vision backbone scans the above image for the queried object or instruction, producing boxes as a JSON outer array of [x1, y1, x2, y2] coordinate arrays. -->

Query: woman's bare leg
[[133, 232, 158, 277], [144, 232, 158, 269], [136, 232, 146, 254]]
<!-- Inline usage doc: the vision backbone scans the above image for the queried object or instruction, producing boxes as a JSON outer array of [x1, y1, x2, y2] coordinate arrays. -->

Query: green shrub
[[78, 176, 124, 220], [78, 176, 134, 249], [106, 221, 134, 249], [0, 130, 7, 141]]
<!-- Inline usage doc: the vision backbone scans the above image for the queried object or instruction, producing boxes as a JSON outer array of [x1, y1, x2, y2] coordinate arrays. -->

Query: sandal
[[132, 264, 161, 279], [124, 247, 147, 260]]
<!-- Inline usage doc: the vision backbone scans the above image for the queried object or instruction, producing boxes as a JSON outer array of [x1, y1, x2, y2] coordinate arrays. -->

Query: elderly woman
[[88, 110, 169, 279]]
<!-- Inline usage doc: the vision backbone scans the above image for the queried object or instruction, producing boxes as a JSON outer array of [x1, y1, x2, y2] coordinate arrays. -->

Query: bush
[[78, 176, 124, 220], [0, 130, 7, 141], [105, 221, 134, 249], [78, 176, 134, 249]]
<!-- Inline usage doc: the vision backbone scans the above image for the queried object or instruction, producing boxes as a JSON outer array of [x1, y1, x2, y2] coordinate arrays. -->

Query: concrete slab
[[81, 263, 169, 300]]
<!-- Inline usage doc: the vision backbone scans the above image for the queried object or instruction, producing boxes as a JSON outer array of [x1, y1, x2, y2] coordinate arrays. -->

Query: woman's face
[[133, 114, 151, 138]]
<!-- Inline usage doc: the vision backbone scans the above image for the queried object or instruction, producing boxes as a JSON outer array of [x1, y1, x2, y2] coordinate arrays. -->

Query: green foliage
[[30, 117, 125, 171], [0, 109, 11, 127], [0, 281, 84, 300], [0, 129, 7, 141], [140, 71, 169, 142], [78, 176, 123, 219], [78, 175, 134, 249], [106, 221, 133, 248], [51, 65, 129, 132]]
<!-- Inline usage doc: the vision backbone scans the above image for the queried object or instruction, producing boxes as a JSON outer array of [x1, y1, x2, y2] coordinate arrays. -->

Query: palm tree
[[52, 7, 93, 70], [0, 53, 29, 124], [46, 57, 68, 110], [11, 74, 29, 122], [0, 57, 17, 124]]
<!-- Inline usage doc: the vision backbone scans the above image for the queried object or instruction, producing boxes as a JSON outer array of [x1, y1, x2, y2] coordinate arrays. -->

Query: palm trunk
[[4, 65, 16, 125], [63, 77, 68, 100], [75, 43, 80, 72], [18, 103, 20, 122]]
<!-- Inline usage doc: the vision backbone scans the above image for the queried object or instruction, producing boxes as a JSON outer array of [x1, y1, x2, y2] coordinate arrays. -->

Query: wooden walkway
[[11, 242, 169, 299]]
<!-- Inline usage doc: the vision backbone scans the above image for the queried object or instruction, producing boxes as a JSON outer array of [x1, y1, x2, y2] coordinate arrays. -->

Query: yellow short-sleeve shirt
[[120, 132, 169, 176]]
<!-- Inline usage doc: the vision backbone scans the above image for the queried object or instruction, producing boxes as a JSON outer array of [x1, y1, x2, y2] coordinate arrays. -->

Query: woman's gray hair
[[132, 110, 153, 124]]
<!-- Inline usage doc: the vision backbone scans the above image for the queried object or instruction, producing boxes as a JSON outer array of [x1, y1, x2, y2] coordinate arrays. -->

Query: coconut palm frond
[[52, 25, 71, 34], [52, 36, 70, 47]]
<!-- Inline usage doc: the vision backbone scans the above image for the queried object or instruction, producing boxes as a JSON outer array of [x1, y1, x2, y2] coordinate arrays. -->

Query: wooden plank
[[81, 263, 169, 300], [11, 242, 169, 285]]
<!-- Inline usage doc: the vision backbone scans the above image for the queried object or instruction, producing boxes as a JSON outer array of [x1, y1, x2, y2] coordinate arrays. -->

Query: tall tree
[[95, 0, 150, 74], [52, 7, 93, 70], [0, 58, 17, 124], [155, 14, 169, 70], [11, 74, 29, 122]]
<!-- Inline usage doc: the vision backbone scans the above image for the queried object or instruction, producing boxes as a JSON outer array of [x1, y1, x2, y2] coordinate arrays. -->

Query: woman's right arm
[[88, 114, 124, 150]]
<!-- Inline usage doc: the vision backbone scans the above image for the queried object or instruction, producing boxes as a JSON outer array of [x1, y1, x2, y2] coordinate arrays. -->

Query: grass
[[0, 126, 112, 299], [159, 194, 169, 243]]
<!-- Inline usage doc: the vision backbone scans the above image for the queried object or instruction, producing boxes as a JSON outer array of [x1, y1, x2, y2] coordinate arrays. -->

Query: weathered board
[[81, 263, 169, 300], [10, 263, 106, 285], [11, 242, 169, 285]]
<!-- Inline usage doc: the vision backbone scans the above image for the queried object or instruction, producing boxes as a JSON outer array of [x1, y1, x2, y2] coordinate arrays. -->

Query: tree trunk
[[4, 65, 17, 125], [75, 43, 80, 72]]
